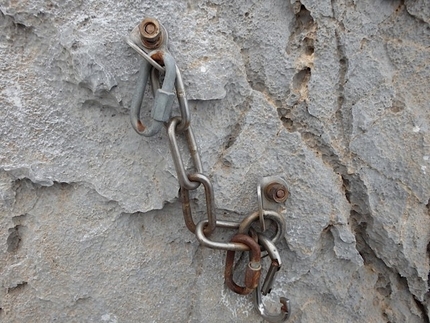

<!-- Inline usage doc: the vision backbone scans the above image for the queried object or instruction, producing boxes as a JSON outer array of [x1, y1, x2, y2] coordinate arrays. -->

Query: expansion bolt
[[264, 183, 289, 203], [139, 17, 162, 49]]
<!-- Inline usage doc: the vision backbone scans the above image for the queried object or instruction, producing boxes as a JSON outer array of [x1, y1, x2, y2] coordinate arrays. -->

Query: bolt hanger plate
[[126, 24, 169, 72], [258, 176, 289, 231]]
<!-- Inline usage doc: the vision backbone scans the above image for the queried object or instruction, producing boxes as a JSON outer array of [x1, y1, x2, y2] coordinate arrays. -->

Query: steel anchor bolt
[[139, 17, 162, 49]]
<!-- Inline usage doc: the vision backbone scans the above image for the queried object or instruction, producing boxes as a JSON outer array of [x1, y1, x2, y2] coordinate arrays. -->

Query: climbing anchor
[[126, 17, 292, 322], [127, 18, 176, 137]]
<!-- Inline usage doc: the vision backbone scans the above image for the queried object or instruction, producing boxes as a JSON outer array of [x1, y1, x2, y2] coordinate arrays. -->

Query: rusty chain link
[[127, 17, 291, 322]]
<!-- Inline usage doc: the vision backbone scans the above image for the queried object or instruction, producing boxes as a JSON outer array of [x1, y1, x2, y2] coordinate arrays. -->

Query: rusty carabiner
[[224, 234, 261, 295]]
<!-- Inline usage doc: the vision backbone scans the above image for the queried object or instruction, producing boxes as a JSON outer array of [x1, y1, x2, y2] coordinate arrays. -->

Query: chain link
[[174, 66, 191, 132], [166, 67, 291, 322], [167, 117, 202, 190], [195, 219, 248, 251], [127, 18, 290, 322], [238, 210, 286, 245], [180, 173, 216, 235]]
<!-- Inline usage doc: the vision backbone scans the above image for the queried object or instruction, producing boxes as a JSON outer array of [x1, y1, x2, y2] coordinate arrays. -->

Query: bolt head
[[276, 189, 285, 199], [139, 17, 162, 49], [264, 183, 289, 203], [145, 23, 156, 34]]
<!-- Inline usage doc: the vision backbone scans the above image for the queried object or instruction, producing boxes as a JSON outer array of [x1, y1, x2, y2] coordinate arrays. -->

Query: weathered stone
[[0, 0, 429, 322]]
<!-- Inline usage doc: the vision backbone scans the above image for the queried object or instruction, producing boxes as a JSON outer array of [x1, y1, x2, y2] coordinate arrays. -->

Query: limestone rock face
[[0, 0, 429, 322]]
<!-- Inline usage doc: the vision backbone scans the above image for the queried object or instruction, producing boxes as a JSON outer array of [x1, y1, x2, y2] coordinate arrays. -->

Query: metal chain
[[127, 17, 290, 322]]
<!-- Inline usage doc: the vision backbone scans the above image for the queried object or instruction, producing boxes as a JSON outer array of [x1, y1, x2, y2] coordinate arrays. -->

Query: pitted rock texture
[[0, 0, 429, 322]]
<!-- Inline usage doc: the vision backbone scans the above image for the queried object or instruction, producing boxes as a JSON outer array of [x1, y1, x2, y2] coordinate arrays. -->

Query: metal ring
[[195, 220, 251, 251], [257, 182, 266, 231], [238, 210, 286, 245]]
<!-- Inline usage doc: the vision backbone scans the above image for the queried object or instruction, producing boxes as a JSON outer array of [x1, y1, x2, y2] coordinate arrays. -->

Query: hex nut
[[264, 183, 289, 203], [139, 17, 162, 49]]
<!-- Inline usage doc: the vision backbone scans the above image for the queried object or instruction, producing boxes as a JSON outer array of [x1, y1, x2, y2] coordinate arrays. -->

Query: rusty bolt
[[264, 182, 289, 203], [139, 17, 162, 49]]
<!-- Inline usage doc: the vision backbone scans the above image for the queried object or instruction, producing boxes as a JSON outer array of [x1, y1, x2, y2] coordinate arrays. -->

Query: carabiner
[[254, 288, 290, 323], [224, 234, 261, 295], [258, 233, 282, 295], [254, 233, 290, 322], [130, 51, 176, 137]]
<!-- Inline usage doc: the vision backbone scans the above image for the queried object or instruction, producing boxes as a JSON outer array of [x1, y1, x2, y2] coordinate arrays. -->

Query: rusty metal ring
[[224, 234, 261, 295], [238, 210, 286, 245]]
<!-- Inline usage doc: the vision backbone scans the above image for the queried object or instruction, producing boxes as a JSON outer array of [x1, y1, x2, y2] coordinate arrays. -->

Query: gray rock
[[0, 0, 429, 322]]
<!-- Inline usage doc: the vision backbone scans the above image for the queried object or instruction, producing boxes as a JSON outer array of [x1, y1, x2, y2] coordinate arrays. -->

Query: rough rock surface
[[0, 0, 429, 322]]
